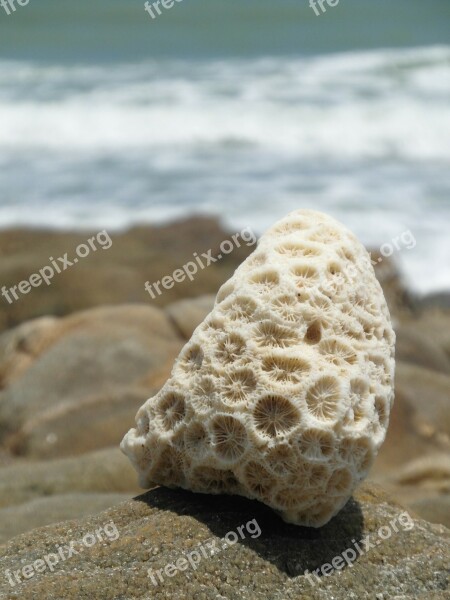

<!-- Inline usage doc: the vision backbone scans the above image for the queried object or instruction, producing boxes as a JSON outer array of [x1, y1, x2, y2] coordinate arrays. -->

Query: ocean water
[[0, 0, 449, 294]]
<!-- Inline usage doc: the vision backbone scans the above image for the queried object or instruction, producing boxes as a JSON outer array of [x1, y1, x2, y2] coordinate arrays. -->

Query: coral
[[121, 209, 395, 527]]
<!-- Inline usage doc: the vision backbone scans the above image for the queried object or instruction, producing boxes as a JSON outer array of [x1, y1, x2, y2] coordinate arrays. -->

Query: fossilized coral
[[121, 209, 395, 527]]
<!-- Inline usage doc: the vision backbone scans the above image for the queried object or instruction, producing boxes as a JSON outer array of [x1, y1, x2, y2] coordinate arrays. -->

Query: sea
[[0, 0, 449, 294]]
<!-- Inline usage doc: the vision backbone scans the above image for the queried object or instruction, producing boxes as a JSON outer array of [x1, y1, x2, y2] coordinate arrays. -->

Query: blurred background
[[1, 0, 450, 291], [0, 0, 449, 548]]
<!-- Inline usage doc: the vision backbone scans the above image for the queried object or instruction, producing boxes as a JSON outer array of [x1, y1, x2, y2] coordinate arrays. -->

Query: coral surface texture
[[121, 210, 395, 526]]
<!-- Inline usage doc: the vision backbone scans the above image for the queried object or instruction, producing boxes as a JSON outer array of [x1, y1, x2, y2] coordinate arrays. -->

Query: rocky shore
[[0, 217, 449, 598]]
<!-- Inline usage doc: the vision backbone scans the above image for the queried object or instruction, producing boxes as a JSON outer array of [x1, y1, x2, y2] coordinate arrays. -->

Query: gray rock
[[7, 385, 159, 459], [0, 483, 448, 599], [395, 362, 450, 438], [395, 324, 450, 373], [410, 494, 450, 529], [370, 251, 417, 316], [0, 305, 182, 456], [0, 218, 253, 333], [165, 295, 215, 339], [0, 446, 142, 510], [405, 311, 450, 361], [0, 492, 131, 545], [417, 292, 450, 311], [372, 451, 450, 528]]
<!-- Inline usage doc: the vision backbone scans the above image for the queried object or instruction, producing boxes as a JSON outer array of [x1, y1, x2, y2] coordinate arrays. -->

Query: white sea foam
[[0, 46, 449, 158], [0, 46, 449, 294]]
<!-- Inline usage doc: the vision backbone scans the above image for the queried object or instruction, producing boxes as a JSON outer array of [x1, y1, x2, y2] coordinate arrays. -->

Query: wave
[[0, 46, 449, 159], [0, 45, 449, 294]]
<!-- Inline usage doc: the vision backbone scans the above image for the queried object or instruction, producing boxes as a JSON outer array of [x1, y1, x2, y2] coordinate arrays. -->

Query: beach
[[0, 1, 449, 597]]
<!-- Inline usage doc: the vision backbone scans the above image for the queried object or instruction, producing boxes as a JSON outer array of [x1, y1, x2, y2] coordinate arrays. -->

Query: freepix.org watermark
[[147, 518, 261, 587], [375, 229, 416, 259], [144, 0, 183, 20], [4, 520, 119, 588], [304, 511, 414, 586], [309, 0, 340, 17], [317, 228, 416, 299], [1, 230, 112, 305], [144, 226, 256, 299], [0, 0, 30, 16]]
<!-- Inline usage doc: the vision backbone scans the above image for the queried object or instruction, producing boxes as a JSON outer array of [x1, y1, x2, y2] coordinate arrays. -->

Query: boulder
[[0, 493, 131, 545], [403, 310, 450, 361], [165, 295, 215, 339], [0, 316, 58, 388], [372, 386, 444, 476], [395, 362, 450, 440], [410, 495, 450, 529], [0, 446, 142, 510], [0, 305, 182, 457], [7, 385, 159, 459], [0, 483, 448, 599], [0, 218, 253, 332], [393, 453, 450, 488], [370, 251, 417, 317], [373, 451, 450, 526], [417, 291, 450, 311], [394, 323, 450, 373], [370, 374, 450, 529]]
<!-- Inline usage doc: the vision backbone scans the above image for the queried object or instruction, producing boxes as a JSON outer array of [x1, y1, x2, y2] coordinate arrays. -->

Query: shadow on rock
[[135, 486, 364, 577]]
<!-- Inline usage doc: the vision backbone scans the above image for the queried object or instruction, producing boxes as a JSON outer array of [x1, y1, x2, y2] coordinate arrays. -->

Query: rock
[[372, 386, 443, 476], [0, 448, 13, 469], [401, 311, 450, 361], [410, 495, 450, 529], [370, 251, 417, 317], [0, 218, 253, 333], [394, 323, 450, 373], [0, 493, 131, 545], [0, 447, 142, 510], [375, 467, 450, 529], [7, 385, 160, 459], [0, 316, 58, 388], [0, 305, 183, 457], [395, 362, 450, 440], [0, 220, 420, 335], [165, 295, 215, 339], [373, 361, 450, 487], [370, 378, 450, 529], [417, 291, 450, 311], [0, 482, 448, 599], [393, 453, 450, 488]]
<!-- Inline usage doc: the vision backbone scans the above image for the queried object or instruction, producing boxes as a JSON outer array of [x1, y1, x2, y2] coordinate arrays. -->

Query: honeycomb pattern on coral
[[121, 209, 395, 527]]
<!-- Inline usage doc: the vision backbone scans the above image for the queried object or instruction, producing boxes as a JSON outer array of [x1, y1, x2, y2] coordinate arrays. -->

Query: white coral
[[121, 209, 395, 527]]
